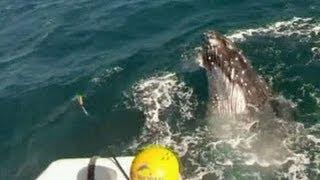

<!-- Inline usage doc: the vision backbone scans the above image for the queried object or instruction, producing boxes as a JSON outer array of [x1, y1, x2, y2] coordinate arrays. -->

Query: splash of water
[[129, 73, 197, 146]]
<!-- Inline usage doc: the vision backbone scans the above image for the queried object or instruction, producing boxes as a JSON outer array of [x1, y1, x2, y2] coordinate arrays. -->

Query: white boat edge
[[36, 156, 134, 180]]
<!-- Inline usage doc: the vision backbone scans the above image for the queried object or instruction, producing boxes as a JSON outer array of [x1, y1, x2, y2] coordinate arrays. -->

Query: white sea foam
[[132, 73, 195, 124], [129, 73, 197, 147], [227, 17, 320, 42], [281, 154, 310, 180], [307, 134, 320, 144], [91, 66, 123, 84], [311, 46, 320, 62], [195, 49, 204, 68], [300, 83, 320, 107], [127, 73, 230, 179]]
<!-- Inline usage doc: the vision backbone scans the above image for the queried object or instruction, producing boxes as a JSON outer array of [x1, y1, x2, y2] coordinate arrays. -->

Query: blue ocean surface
[[1, 0, 320, 179]]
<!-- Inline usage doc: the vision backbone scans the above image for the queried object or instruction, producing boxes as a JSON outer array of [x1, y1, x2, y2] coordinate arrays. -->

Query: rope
[[112, 156, 130, 180], [87, 150, 129, 180]]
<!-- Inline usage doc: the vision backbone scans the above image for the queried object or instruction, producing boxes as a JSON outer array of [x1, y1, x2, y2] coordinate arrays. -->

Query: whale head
[[201, 31, 271, 114]]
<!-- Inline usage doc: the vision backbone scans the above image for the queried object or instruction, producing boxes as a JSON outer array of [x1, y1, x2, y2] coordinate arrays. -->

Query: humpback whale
[[200, 30, 298, 139], [199, 31, 319, 172], [200, 31, 297, 160], [201, 31, 273, 117]]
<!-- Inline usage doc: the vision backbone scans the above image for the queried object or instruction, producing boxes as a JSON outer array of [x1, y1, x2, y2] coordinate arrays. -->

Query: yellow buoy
[[130, 145, 180, 180]]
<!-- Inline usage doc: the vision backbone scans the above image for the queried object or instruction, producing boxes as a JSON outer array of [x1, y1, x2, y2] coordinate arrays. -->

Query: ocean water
[[0, 0, 320, 179]]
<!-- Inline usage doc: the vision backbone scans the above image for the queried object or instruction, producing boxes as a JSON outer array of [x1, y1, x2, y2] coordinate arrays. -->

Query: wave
[[90, 66, 123, 85], [226, 17, 320, 42]]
